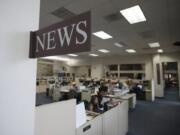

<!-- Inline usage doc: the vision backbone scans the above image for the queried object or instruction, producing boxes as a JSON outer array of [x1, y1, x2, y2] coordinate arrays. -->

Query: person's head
[[107, 80, 111, 83], [72, 82, 76, 87], [100, 81, 105, 86]]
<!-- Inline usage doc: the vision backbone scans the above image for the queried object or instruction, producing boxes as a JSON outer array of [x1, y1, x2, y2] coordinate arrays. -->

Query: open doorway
[[162, 62, 179, 101]]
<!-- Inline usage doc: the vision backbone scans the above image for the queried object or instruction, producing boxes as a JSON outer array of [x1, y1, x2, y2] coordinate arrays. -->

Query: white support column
[[178, 61, 180, 98], [152, 54, 164, 97], [0, 0, 40, 135]]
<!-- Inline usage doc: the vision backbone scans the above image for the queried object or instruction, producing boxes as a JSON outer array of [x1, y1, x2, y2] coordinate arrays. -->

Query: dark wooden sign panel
[[29, 11, 91, 58]]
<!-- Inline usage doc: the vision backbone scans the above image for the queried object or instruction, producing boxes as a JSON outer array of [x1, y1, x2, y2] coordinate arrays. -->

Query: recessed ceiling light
[[93, 31, 112, 39], [68, 54, 78, 57], [149, 42, 160, 48], [120, 5, 146, 24], [114, 42, 124, 47], [98, 49, 110, 53], [126, 49, 136, 53], [43, 56, 69, 61], [157, 49, 163, 53], [89, 54, 99, 57]]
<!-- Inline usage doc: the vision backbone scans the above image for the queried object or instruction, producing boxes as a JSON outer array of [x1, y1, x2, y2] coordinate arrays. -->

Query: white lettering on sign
[[35, 20, 88, 52], [47, 30, 56, 50], [76, 20, 87, 44], [57, 24, 76, 47], [36, 34, 45, 52]]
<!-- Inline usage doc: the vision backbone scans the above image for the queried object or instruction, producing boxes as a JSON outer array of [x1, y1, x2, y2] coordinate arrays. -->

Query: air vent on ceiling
[[104, 12, 123, 22], [173, 41, 180, 46], [138, 30, 155, 39], [51, 7, 76, 20], [119, 41, 127, 46]]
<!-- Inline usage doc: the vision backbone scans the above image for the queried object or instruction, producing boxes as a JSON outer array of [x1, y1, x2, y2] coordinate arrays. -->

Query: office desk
[[120, 94, 136, 109], [91, 93, 97, 96], [60, 89, 70, 93], [145, 90, 152, 101], [105, 93, 136, 109]]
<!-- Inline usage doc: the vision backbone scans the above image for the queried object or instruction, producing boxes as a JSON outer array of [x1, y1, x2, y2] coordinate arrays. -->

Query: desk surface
[[91, 93, 97, 96], [60, 89, 70, 93], [105, 93, 135, 99], [145, 90, 152, 92], [120, 94, 136, 100]]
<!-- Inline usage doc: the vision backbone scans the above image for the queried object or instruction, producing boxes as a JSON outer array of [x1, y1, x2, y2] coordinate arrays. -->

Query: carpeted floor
[[164, 87, 179, 101], [36, 92, 54, 106], [127, 98, 180, 135]]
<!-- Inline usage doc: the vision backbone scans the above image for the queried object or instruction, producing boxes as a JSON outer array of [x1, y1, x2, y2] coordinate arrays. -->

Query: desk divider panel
[[35, 99, 76, 135], [118, 101, 129, 135], [76, 115, 103, 135]]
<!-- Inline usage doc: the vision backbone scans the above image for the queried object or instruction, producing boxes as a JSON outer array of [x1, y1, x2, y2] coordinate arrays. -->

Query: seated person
[[69, 82, 82, 103], [71, 82, 79, 92], [100, 97, 110, 112], [89, 96, 100, 112], [97, 88, 109, 112], [98, 87, 107, 104], [106, 80, 114, 93], [99, 82, 108, 93], [117, 81, 123, 89]]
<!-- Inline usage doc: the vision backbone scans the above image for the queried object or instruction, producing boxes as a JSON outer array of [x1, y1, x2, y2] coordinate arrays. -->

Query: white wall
[[35, 100, 76, 135], [0, 0, 40, 135], [153, 53, 180, 97], [53, 60, 75, 74], [74, 66, 90, 77], [91, 64, 104, 79], [37, 60, 75, 78], [68, 54, 153, 80], [153, 54, 164, 97], [37, 61, 53, 77]]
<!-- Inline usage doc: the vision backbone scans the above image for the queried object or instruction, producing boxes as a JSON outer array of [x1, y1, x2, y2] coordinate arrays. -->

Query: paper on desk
[[76, 102, 86, 128]]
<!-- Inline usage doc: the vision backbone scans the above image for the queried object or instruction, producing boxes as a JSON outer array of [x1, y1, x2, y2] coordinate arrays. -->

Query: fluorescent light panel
[[149, 42, 160, 48], [98, 49, 110, 53], [126, 49, 136, 53], [89, 54, 99, 57], [93, 31, 112, 39], [157, 49, 163, 53], [43, 56, 69, 61], [114, 42, 124, 47], [68, 54, 78, 57], [120, 5, 146, 24]]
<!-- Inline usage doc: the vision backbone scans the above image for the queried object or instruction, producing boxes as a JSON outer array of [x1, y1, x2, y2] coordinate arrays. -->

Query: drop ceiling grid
[[39, 0, 180, 57]]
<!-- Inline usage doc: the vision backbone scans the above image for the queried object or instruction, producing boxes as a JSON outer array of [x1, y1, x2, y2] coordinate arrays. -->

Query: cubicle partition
[[76, 115, 103, 135], [35, 99, 76, 135], [76, 100, 129, 135], [103, 101, 128, 135], [35, 99, 128, 135]]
